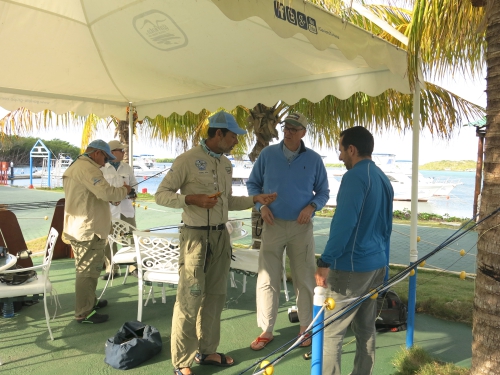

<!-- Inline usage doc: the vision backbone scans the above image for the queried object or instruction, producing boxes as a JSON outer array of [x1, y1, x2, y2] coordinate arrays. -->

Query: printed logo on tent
[[133, 10, 188, 51], [273, 1, 317, 34]]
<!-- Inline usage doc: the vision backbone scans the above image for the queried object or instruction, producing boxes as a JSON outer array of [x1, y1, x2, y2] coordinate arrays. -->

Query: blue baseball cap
[[209, 111, 247, 135], [87, 139, 116, 160]]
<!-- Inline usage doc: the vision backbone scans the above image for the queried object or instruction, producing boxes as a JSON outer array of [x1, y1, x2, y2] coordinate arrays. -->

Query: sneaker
[[76, 310, 108, 324], [95, 299, 108, 309], [100, 272, 118, 281]]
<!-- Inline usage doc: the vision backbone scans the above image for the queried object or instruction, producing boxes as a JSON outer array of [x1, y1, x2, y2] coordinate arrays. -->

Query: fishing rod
[[238, 207, 500, 375], [126, 168, 170, 198]]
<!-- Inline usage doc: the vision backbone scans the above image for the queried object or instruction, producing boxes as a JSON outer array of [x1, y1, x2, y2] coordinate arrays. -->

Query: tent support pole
[[406, 81, 421, 348], [129, 103, 134, 166]]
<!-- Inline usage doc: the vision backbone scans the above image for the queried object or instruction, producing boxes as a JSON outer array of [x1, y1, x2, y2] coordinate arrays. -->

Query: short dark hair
[[339, 126, 374, 157], [207, 127, 230, 139]]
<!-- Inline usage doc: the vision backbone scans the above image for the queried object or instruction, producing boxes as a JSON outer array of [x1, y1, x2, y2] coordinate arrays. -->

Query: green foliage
[[392, 346, 469, 375], [0, 135, 80, 165], [155, 158, 175, 163], [393, 208, 470, 222], [389, 266, 474, 325], [420, 160, 476, 171], [324, 163, 344, 168]]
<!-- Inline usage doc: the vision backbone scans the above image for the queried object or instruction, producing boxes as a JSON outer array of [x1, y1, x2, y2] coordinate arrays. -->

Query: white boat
[[372, 154, 461, 200], [394, 159, 462, 197], [231, 167, 251, 196], [33, 153, 73, 178], [132, 155, 167, 178]]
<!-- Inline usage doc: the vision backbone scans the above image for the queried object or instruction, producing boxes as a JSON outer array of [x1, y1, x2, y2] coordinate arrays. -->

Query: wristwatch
[[316, 257, 331, 268], [309, 202, 317, 210]]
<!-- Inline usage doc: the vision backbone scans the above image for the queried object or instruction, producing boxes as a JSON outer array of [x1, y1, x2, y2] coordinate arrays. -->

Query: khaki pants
[[104, 214, 137, 273], [71, 235, 106, 318], [256, 218, 316, 332], [171, 227, 231, 369], [322, 267, 385, 375]]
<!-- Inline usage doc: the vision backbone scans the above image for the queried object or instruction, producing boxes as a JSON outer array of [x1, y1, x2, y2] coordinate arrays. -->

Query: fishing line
[[238, 206, 500, 375]]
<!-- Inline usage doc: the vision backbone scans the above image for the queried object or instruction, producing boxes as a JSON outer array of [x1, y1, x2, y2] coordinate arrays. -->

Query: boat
[[373, 154, 461, 200], [132, 155, 167, 178], [394, 159, 463, 196], [231, 167, 251, 196], [33, 153, 73, 179]]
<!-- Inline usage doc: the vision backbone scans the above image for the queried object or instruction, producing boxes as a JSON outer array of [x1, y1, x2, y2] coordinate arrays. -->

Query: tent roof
[[0, 0, 410, 118]]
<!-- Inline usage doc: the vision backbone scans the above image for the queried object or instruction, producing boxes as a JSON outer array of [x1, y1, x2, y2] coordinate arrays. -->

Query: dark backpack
[[375, 290, 407, 332], [104, 321, 162, 370]]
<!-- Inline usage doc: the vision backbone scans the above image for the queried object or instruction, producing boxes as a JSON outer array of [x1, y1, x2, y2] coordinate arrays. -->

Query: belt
[[184, 224, 226, 231]]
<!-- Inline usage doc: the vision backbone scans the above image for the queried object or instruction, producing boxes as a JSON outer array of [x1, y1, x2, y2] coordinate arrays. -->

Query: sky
[[0, 74, 486, 166]]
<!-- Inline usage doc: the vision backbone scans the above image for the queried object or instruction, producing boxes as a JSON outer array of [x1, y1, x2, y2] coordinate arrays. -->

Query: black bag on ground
[[104, 321, 162, 370], [375, 290, 408, 332]]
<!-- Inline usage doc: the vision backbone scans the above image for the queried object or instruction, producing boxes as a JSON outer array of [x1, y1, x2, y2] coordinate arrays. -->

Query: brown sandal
[[298, 332, 312, 347], [250, 336, 274, 351]]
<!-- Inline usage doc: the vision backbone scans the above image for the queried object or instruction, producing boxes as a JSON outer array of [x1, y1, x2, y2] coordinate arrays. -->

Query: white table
[[0, 253, 16, 272]]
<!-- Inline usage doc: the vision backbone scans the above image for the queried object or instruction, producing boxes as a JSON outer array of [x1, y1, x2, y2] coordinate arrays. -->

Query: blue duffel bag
[[104, 321, 162, 370]]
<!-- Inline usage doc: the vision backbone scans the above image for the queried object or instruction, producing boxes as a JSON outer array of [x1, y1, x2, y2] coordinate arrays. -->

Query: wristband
[[259, 204, 266, 212]]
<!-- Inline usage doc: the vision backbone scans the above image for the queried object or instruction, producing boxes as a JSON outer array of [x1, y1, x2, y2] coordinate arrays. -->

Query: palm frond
[[289, 82, 484, 149]]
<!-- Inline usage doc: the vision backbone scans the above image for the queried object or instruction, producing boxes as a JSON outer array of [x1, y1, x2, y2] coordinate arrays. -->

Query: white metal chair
[[0, 227, 59, 340], [133, 230, 180, 322], [100, 219, 137, 298]]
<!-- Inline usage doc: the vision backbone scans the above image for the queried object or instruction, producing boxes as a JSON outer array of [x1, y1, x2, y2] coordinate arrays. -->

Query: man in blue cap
[[156, 111, 277, 375], [62, 139, 132, 324]]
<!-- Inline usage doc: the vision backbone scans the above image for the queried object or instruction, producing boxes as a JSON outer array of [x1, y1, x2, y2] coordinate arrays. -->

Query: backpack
[[375, 290, 407, 332], [104, 321, 162, 370]]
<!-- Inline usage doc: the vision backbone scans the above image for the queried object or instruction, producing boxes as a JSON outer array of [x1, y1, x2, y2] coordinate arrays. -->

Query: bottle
[[2, 301, 15, 318]]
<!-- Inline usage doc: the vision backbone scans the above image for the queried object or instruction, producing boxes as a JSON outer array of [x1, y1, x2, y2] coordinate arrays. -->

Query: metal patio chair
[[133, 230, 180, 322]]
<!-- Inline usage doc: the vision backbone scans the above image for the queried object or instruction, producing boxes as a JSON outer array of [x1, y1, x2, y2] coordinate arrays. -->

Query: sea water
[[8, 165, 477, 219]]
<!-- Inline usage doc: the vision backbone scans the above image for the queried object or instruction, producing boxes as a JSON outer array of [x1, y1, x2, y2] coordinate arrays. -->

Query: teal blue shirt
[[322, 159, 394, 272]]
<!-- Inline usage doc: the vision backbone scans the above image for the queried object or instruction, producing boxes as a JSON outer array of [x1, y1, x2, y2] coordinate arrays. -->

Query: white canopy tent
[[0, 0, 422, 350], [0, 0, 410, 117]]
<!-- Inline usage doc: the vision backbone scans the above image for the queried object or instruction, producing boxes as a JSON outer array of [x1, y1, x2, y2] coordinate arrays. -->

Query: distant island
[[325, 160, 476, 171], [419, 160, 476, 171]]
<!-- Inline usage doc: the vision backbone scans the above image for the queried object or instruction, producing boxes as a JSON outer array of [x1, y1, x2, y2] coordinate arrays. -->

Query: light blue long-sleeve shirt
[[322, 159, 394, 272], [246, 140, 330, 220]]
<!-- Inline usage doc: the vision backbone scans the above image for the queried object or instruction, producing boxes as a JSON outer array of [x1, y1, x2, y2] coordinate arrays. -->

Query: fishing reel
[[127, 188, 137, 199], [17, 250, 32, 259]]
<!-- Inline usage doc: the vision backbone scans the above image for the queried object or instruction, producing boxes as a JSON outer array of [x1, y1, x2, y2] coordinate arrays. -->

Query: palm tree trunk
[[117, 120, 131, 164], [471, 1, 500, 373]]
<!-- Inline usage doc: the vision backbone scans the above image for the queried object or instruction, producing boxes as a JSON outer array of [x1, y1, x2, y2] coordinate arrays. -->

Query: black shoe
[[100, 273, 118, 280], [76, 310, 108, 324], [95, 299, 108, 309]]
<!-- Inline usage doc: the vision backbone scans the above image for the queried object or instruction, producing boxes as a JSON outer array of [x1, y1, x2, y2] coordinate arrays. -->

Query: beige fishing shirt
[[155, 145, 254, 226], [62, 156, 127, 243]]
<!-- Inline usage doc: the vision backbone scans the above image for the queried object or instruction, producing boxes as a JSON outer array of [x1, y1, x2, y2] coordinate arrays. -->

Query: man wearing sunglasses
[[100, 140, 139, 281], [62, 139, 132, 324], [246, 112, 330, 351]]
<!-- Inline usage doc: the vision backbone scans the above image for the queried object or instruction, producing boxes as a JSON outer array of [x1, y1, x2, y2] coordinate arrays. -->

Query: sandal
[[250, 336, 274, 351], [194, 352, 234, 367], [173, 368, 196, 375], [298, 332, 312, 347]]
